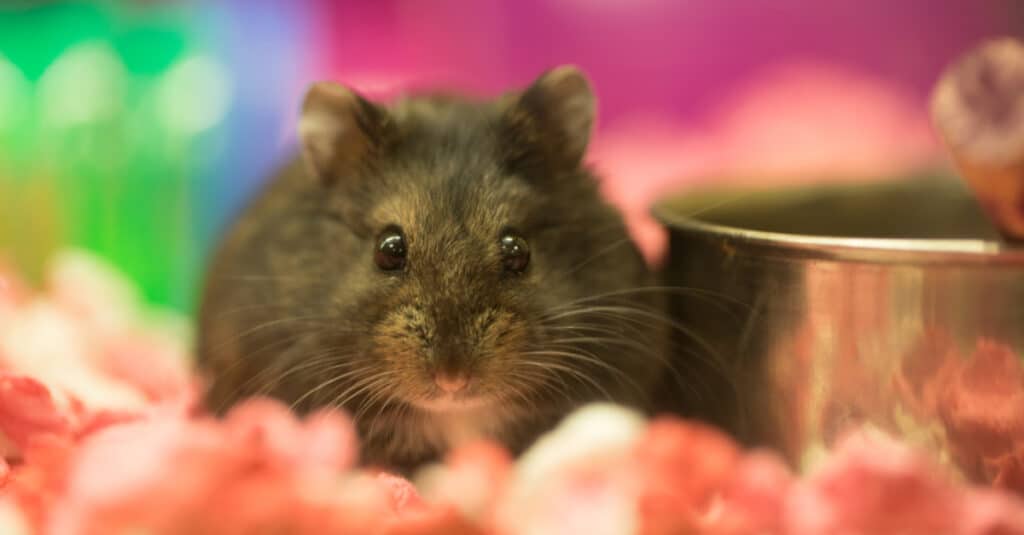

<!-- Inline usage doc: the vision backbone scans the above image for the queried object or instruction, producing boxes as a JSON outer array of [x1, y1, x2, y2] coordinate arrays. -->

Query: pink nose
[[435, 374, 469, 394]]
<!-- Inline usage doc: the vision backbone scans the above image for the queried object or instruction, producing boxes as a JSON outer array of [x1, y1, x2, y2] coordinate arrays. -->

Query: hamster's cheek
[[469, 309, 532, 386], [367, 305, 434, 396], [473, 309, 527, 353]]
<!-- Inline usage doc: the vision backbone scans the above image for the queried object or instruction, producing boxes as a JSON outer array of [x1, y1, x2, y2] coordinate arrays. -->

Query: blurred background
[[0, 0, 1021, 314]]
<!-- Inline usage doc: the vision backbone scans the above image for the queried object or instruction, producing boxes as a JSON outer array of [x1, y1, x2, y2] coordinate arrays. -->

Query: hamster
[[196, 66, 671, 473]]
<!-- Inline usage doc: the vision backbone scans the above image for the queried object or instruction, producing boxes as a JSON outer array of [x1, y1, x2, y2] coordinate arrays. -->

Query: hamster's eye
[[375, 228, 407, 271], [500, 233, 530, 274]]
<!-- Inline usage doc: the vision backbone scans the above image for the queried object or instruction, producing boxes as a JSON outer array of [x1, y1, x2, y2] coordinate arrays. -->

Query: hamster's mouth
[[406, 372, 493, 413], [411, 393, 492, 413]]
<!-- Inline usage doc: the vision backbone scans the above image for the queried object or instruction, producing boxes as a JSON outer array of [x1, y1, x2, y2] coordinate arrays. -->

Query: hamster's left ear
[[298, 81, 391, 185], [501, 65, 596, 172]]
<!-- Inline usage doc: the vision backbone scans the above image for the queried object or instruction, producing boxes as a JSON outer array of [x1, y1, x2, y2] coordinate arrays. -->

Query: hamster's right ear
[[298, 82, 390, 184]]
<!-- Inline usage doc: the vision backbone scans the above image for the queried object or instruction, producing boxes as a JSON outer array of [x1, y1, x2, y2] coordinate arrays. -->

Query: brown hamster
[[196, 66, 671, 473]]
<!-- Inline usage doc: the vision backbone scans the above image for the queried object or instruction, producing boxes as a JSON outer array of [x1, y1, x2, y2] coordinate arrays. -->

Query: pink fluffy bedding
[[2, 251, 1024, 535]]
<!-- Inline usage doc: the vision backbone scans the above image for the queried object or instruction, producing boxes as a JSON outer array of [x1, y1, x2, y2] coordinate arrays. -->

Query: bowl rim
[[650, 183, 1024, 266]]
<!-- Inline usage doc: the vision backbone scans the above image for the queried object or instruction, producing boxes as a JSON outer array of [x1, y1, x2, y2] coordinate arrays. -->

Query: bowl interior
[[653, 172, 1003, 242]]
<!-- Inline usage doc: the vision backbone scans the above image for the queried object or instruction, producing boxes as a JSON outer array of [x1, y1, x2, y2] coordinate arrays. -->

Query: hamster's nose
[[434, 373, 469, 394]]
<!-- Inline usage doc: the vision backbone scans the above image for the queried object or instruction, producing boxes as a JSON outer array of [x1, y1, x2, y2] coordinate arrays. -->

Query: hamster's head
[[294, 66, 662, 421]]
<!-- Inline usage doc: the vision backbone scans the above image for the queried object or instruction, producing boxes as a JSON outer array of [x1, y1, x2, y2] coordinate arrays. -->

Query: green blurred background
[[0, 1, 306, 312]]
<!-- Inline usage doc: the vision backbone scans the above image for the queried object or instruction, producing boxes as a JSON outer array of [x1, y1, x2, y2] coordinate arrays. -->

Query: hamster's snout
[[419, 368, 488, 413], [434, 373, 469, 394], [374, 301, 531, 412]]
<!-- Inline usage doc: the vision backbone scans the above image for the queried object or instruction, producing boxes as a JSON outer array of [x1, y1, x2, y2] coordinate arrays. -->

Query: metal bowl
[[652, 172, 1024, 483]]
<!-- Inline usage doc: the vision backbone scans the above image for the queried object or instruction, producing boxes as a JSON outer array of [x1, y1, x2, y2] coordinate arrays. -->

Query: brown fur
[[196, 68, 670, 473]]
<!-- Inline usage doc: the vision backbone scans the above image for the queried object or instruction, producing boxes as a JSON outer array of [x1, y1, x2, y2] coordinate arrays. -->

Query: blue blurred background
[[0, 0, 1021, 313]]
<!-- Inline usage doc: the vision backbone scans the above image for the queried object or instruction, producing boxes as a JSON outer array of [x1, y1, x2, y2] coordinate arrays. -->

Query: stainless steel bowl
[[652, 172, 1024, 484]]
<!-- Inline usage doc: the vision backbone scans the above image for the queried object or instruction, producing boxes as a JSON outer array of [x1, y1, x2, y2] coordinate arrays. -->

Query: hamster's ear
[[298, 82, 389, 184], [502, 65, 596, 171]]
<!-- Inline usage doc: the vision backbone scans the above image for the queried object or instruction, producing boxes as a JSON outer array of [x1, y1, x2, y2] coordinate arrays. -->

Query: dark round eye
[[500, 233, 530, 274], [375, 228, 407, 271]]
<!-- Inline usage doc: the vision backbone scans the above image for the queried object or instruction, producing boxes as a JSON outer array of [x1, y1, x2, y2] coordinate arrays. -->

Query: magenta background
[[254, 0, 1024, 263], [305, 0, 1022, 131]]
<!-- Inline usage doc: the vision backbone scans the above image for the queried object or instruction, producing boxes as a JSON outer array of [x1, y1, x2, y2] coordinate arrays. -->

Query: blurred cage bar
[[0, 0, 1021, 313]]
